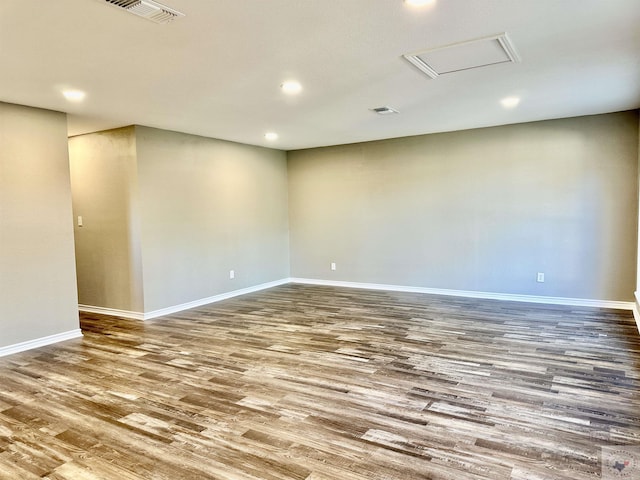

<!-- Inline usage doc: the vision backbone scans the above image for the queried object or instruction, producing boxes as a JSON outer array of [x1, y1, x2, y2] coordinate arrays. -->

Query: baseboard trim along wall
[[79, 278, 291, 321], [0, 329, 83, 358], [290, 278, 635, 312], [4, 279, 635, 359], [633, 291, 640, 333], [79, 305, 145, 320], [78, 278, 638, 333], [142, 278, 290, 320]]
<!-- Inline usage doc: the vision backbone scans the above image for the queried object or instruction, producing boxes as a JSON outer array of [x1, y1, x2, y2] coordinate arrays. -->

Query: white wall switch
[[331, 262, 336, 271], [77, 216, 83, 227], [229, 269, 235, 279], [537, 272, 545, 283]]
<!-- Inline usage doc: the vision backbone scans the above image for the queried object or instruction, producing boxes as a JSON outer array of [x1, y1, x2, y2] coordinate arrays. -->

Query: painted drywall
[[0, 102, 79, 347], [68, 127, 144, 313], [288, 111, 639, 302], [134, 126, 290, 312], [636, 113, 640, 315]]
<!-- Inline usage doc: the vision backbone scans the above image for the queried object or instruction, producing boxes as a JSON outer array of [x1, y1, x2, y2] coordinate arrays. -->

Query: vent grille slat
[[102, 0, 184, 24], [127, 2, 161, 17], [106, 0, 139, 8], [148, 10, 178, 22]]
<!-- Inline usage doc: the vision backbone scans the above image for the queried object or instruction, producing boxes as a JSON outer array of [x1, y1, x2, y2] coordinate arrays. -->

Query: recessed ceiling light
[[404, 0, 436, 7], [265, 132, 279, 141], [62, 89, 86, 102], [281, 81, 302, 95], [500, 96, 520, 109]]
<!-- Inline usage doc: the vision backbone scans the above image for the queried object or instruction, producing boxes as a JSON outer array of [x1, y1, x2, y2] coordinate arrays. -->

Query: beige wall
[[135, 126, 290, 312], [68, 127, 144, 312], [2, 102, 636, 350], [288, 112, 639, 302], [0, 102, 79, 347], [69, 125, 290, 314], [636, 113, 640, 311]]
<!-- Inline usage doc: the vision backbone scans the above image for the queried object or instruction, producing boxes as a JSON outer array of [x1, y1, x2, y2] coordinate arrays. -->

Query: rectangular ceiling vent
[[403, 33, 520, 79], [104, 0, 185, 24], [371, 106, 399, 115]]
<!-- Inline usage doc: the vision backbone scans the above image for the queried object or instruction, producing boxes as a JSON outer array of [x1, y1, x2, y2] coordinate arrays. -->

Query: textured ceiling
[[1, 0, 639, 150]]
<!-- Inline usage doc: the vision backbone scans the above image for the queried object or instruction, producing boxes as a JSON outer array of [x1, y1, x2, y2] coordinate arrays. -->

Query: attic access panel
[[403, 33, 520, 79]]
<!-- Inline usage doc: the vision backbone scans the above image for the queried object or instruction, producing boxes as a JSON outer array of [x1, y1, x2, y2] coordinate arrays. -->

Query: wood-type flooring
[[0, 284, 639, 479]]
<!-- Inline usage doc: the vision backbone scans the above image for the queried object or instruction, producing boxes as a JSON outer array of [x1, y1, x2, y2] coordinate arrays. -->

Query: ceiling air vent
[[104, 0, 185, 24], [403, 33, 520, 79], [371, 106, 399, 115]]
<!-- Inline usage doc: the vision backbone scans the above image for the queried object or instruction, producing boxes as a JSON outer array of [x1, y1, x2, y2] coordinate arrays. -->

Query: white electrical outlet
[[537, 272, 545, 283], [77, 216, 83, 227], [229, 269, 235, 279], [331, 262, 336, 271]]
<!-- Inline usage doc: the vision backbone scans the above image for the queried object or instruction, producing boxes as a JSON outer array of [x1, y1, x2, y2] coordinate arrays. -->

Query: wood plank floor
[[1, 284, 639, 479]]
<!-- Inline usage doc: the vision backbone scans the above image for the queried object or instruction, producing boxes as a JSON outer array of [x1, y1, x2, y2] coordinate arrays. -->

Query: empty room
[[1, 0, 640, 479]]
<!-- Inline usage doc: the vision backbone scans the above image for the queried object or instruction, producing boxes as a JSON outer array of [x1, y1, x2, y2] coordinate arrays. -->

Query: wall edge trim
[[0, 329, 83, 358], [79, 281, 637, 331], [633, 291, 640, 334], [290, 278, 634, 311], [142, 278, 291, 320], [79, 305, 145, 320]]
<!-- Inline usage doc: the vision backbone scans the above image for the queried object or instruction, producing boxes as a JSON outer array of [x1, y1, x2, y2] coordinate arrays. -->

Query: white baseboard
[[79, 304, 145, 320], [79, 278, 291, 321], [8, 280, 632, 358], [0, 329, 83, 358], [78, 278, 638, 334], [290, 278, 635, 311], [143, 278, 290, 320], [633, 291, 640, 334]]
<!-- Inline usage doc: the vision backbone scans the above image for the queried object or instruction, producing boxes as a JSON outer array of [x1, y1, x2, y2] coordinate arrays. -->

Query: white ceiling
[[1, 0, 639, 150]]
